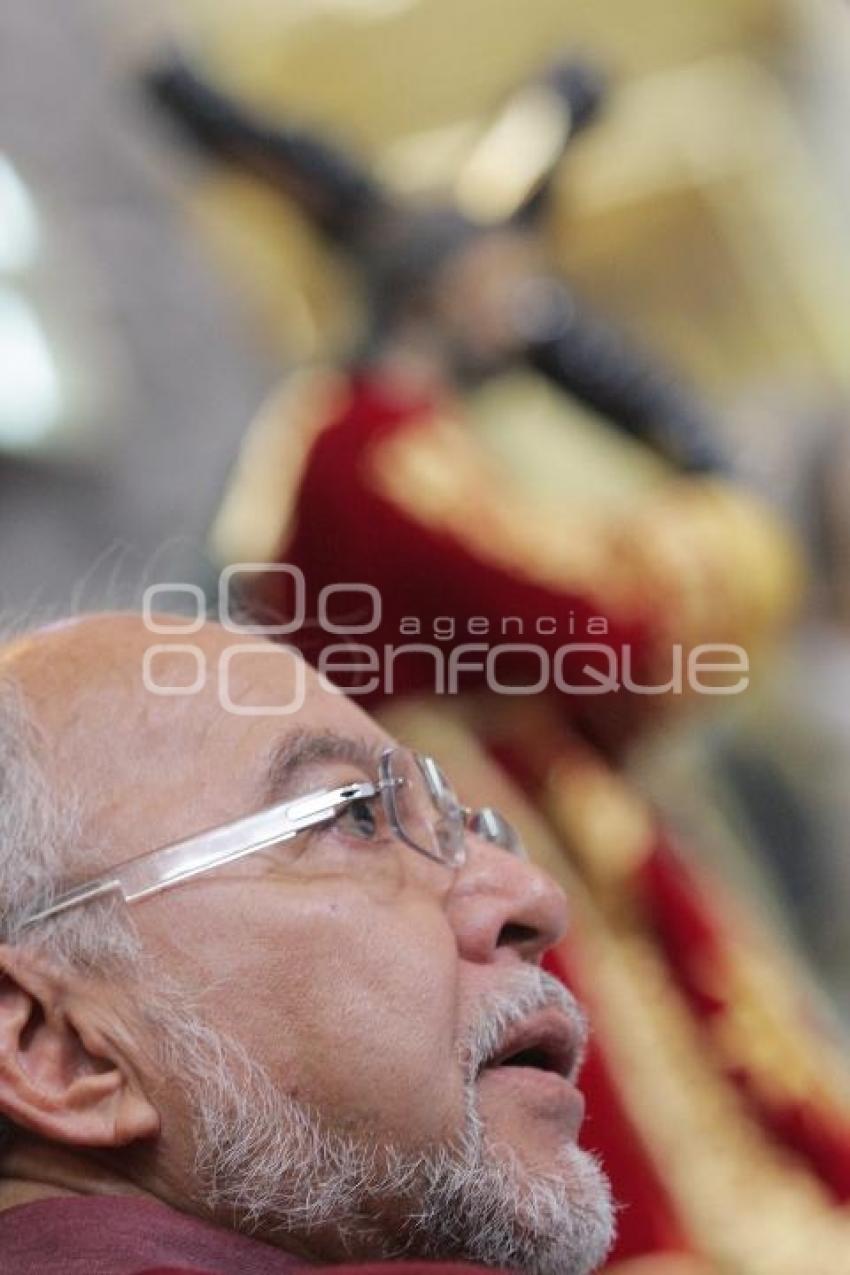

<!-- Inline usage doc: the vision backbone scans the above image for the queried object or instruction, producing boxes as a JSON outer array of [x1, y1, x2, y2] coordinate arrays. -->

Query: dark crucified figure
[[144, 50, 725, 474]]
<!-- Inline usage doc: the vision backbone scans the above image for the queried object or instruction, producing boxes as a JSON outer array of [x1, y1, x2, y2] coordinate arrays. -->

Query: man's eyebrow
[[262, 730, 387, 803]]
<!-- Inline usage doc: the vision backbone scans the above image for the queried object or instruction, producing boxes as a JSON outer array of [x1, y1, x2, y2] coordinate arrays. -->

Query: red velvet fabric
[[263, 374, 655, 750], [544, 947, 697, 1266], [638, 839, 850, 1202], [261, 370, 850, 1266]]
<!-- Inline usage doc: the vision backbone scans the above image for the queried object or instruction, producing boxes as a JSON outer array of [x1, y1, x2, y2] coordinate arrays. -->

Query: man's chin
[[414, 1122, 615, 1275], [475, 1065, 587, 1170]]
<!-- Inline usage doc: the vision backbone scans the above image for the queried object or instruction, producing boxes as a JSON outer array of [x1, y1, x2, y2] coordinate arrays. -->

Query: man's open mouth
[[478, 1007, 582, 1083]]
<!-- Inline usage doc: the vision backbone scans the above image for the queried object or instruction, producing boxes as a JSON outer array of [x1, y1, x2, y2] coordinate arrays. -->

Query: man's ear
[[0, 945, 160, 1148]]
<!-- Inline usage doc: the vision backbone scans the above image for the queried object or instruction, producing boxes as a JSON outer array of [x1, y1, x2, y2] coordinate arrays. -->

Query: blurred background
[[2, 0, 850, 606], [3, 4, 850, 1267]]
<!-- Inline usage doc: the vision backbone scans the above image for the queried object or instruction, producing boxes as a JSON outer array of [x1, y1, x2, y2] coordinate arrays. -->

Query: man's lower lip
[[476, 1066, 586, 1137]]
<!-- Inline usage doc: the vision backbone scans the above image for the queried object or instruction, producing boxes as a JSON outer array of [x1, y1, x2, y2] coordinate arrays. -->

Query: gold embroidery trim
[[368, 413, 801, 675]]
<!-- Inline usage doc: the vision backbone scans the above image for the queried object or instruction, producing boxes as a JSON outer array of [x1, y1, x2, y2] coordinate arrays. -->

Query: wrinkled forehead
[[1, 614, 388, 862]]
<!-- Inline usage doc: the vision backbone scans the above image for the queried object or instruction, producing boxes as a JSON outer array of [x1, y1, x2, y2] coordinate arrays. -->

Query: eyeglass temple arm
[[19, 782, 377, 930]]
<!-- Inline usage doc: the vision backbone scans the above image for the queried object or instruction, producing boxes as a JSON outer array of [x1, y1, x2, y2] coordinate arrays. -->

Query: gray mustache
[[461, 967, 588, 1081]]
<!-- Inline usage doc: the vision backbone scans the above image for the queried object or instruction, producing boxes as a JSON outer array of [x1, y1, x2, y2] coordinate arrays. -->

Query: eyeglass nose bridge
[[378, 746, 526, 867]]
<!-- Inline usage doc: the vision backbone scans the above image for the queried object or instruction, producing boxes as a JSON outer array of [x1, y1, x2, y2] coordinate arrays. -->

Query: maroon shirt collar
[[0, 1193, 305, 1275]]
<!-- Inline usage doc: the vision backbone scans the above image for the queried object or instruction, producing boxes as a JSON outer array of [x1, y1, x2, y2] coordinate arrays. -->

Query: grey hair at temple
[[0, 677, 146, 1149], [0, 677, 139, 967]]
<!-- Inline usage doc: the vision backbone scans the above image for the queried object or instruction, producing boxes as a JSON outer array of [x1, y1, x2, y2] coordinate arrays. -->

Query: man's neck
[[0, 1141, 331, 1266], [0, 1141, 151, 1213], [0, 1177, 77, 1210]]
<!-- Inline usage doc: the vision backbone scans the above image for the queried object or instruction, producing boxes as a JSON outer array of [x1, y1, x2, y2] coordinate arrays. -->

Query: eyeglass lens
[[382, 749, 466, 866], [469, 806, 526, 858]]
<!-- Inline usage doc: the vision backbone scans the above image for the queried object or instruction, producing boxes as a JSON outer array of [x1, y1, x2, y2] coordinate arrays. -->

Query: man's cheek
[[289, 961, 461, 1140]]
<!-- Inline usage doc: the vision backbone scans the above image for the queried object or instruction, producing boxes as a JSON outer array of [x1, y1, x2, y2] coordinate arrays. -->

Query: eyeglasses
[[19, 747, 524, 931]]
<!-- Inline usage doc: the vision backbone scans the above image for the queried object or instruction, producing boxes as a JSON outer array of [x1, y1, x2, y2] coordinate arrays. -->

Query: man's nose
[[445, 835, 569, 964]]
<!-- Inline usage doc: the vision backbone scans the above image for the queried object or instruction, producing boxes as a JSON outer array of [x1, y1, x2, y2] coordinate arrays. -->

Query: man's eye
[[336, 798, 380, 840]]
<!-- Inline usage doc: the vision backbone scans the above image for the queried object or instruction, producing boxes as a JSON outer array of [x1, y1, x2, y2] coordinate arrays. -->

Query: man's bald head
[[0, 612, 372, 893]]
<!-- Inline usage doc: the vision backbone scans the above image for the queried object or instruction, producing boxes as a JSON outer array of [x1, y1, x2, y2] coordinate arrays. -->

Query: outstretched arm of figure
[[143, 52, 391, 247], [520, 280, 727, 473]]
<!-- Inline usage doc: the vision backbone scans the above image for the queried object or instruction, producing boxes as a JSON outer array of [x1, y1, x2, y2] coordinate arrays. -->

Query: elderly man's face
[[0, 616, 612, 1274]]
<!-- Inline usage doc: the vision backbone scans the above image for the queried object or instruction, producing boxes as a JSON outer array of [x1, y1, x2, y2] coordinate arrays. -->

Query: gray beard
[[153, 970, 615, 1275]]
